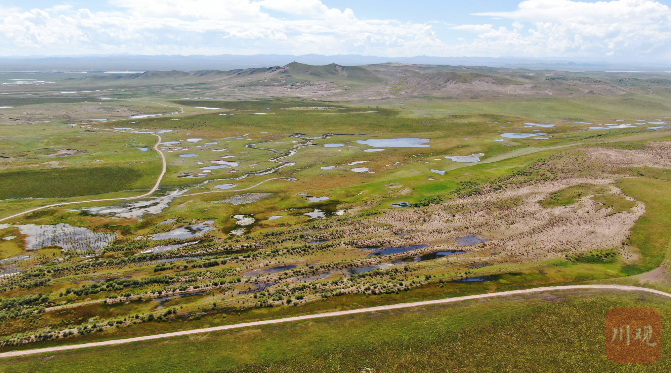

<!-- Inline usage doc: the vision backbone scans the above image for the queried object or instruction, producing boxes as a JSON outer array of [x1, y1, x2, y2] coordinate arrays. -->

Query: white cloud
[[476, 0, 671, 24], [462, 0, 671, 58], [452, 24, 494, 33], [0, 9, 88, 49], [258, 0, 332, 17], [0, 0, 669, 60], [45, 5, 74, 13], [111, 0, 265, 20], [0, 5, 20, 18], [0, 0, 444, 56]]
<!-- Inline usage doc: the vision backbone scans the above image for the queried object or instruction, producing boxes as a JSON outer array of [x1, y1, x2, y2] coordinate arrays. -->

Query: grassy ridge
[[618, 176, 671, 275], [0, 166, 144, 199], [539, 183, 637, 215], [0, 97, 93, 107], [2, 291, 669, 372], [283, 62, 384, 83]]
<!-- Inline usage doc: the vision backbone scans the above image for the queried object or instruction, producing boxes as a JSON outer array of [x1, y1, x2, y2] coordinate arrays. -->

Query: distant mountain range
[[0, 54, 668, 72]]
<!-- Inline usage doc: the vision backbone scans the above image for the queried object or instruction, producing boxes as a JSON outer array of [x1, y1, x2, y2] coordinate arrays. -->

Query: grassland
[[1, 290, 669, 372], [1, 63, 671, 370], [0, 166, 144, 199], [618, 177, 671, 275]]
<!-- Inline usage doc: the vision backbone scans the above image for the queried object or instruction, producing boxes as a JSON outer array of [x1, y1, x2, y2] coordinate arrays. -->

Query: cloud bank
[[0, 0, 669, 61]]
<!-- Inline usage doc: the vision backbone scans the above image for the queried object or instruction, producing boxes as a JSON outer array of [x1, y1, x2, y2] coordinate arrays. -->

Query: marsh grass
[[0, 167, 144, 199], [2, 291, 669, 372]]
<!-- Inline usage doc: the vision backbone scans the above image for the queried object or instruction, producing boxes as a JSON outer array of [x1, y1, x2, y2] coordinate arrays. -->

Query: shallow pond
[[590, 124, 635, 130], [321, 166, 336, 170], [500, 133, 547, 139], [217, 193, 273, 205], [364, 149, 385, 152], [445, 153, 484, 163], [417, 250, 466, 261], [324, 143, 345, 148], [179, 154, 199, 158], [233, 215, 255, 226], [178, 291, 206, 298], [130, 114, 161, 119], [357, 138, 430, 147], [366, 244, 428, 256], [456, 235, 488, 246], [0, 268, 21, 277], [141, 241, 198, 254], [352, 167, 369, 173], [214, 184, 236, 189], [18, 224, 116, 252], [212, 161, 239, 167], [179, 175, 205, 179], [149, 221, 215, 240], [524, 123, 556, 128], [308, 196, 329, 203], [390, 202, 410, 207], [244, 264, 298, 277], [431, 169, 446, 175], [347, 263, 393, 275], [305, 209, 326, 219], [0, 255, 31, 264], [82, 189, 187, 219]]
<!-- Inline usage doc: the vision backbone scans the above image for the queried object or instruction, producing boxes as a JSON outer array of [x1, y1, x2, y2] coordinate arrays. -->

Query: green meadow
[[2, 64, 671, 371], [2, 290, 669, 372]]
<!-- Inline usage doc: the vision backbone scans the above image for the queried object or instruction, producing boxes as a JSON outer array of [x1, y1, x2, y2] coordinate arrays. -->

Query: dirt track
[[0, 134, 167, 223], [0, 284, 668, 359]]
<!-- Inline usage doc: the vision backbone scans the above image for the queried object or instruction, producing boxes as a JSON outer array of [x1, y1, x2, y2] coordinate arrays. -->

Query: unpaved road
[[0, 134, 168, 223], [0, 136, 283, 223], [1, 284, 669, 359]]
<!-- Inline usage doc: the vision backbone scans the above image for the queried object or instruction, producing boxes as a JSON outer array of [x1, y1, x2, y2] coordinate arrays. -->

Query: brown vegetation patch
[[352, 178, 644, 262], [585, 142, 671, 169]]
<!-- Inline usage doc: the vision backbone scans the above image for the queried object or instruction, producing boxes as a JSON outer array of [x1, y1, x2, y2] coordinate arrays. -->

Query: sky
[[1, 0, 671, 61]]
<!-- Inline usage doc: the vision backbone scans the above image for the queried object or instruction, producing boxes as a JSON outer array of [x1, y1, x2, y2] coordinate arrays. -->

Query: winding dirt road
[[1, 284, 668, 359], [0, 135, 285, 223], [0, 134, 168, 224]]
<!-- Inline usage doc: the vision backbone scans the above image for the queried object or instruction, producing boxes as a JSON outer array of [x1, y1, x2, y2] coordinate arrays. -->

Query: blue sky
[[1, 0, 671, 61]]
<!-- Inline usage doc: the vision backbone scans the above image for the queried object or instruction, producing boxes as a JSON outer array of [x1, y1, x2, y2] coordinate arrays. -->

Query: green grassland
[[0, 167, 144, 199], [398, 94, 671, 121], [0, 126, 163, 218], [2, 290, 669, 372], [2, 64, 671, 370]]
